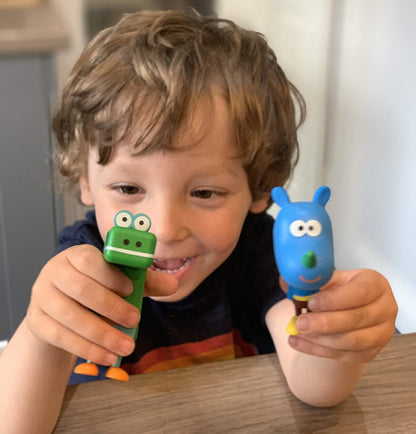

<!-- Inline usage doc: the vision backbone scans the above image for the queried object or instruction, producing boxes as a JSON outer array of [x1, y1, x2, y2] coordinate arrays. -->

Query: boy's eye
[[116, 185, 140, 195], [192, 189, 217, 199]]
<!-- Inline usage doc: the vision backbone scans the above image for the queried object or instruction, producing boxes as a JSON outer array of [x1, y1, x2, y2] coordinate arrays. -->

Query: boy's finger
[[144, 269, 179, 297], [65, 245, 133, 297], [308, 269, 388, 312], [296, 322, 394, 353], [31, 311, 120, 366], [297, 293, 388, 335], [33, 274, 140, 331], [288, 334, 383, 364], [48, 268, 140, 328]]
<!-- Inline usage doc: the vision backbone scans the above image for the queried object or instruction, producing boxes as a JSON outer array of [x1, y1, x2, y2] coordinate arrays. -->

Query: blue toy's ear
[[313, 186, 331, 206], [271, 187, 291, 207]]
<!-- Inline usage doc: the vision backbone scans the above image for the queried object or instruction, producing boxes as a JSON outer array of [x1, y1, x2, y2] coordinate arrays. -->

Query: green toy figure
[[73, 211, 156, 381]]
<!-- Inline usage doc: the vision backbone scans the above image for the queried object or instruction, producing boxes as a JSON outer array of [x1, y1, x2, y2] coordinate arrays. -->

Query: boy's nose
[[149, 201, 190, 244], [302, 251, 317, 269]]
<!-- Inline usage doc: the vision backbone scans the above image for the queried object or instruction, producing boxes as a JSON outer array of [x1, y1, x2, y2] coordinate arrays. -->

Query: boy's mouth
[[151, 257, 194, 275]]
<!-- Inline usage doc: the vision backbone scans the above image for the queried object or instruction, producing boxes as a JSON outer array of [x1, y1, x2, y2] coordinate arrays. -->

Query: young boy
[[0, 9, 397, 432]]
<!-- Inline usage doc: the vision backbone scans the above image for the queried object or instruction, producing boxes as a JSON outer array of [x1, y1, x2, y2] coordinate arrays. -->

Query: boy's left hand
[[286, 269, 398, 363]]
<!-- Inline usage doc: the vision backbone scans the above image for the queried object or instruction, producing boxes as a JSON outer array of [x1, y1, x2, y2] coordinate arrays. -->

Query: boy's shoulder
[[55, 210, 103, 255], [230, 211, 277, 274]]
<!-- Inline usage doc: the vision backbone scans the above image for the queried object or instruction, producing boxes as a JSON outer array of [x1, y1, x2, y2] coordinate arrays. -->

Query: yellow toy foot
[[73, 362, 99, 376], [286, 316, 299, 335], [105, 366, 129, 382]]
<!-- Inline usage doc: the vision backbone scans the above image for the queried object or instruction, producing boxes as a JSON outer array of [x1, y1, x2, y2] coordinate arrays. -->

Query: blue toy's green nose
[[302, 251, 317, 269]]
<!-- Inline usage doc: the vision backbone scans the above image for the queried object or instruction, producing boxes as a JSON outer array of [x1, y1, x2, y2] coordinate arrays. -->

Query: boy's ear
[[79, 173, 94, 206], [249, 195, 270, 214]]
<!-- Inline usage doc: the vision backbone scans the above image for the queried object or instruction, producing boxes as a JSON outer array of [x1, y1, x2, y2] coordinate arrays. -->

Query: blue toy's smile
[[299, 275, 322, 284], [104, 246, 154, 259]]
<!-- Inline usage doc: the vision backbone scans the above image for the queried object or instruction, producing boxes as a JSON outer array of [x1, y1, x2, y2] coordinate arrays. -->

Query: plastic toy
[[73, 210, 156, 381], [271, 186, 335, 335]]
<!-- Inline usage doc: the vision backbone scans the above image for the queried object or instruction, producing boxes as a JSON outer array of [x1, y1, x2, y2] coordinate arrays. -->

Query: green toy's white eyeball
[[306, 220, 322, 237], [289, 220, 307, 237], [115, 210, 133, 228], [134, 214, 151, 232]]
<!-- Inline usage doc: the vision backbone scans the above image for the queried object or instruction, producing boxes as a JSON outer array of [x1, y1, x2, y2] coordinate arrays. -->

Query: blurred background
[[0, 0, 415, 345]]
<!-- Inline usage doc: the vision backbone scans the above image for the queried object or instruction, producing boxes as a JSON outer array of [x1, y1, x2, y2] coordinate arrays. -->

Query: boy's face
[[80, 92, 268, 301]]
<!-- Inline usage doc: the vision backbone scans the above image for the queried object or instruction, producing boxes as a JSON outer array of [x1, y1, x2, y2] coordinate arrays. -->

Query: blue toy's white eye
[[290, 220, 307, 237], [133, 214, 151, 232], [115, 210, 133, 228], [306, 220, 322, 237]]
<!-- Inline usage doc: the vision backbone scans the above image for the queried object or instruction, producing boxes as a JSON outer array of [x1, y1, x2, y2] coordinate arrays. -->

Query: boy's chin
[[149, 284, 196, 303]]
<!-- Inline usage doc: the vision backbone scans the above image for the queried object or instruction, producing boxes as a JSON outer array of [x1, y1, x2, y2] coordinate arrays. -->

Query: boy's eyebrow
[[103, 154, 245, 181]]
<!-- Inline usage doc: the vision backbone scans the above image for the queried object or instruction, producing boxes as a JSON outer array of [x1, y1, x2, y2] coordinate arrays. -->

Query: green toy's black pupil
[[136, 241, 142, 247], [123, 239, 129, 245]]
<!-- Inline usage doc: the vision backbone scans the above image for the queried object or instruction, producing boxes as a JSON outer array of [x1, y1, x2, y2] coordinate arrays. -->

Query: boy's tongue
[[152, 258, 187, 272]]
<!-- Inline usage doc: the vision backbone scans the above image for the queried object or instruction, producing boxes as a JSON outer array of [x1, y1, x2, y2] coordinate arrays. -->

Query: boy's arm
[[0, 244, 179, 432], [0, 318, 76, 433], [266, 298, 364, 407], [266, 269, 397, 407]]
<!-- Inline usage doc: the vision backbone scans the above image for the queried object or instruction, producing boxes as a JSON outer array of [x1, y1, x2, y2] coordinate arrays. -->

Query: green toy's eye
[[115, 210, 133, 228], [133, 214, 151, 232]]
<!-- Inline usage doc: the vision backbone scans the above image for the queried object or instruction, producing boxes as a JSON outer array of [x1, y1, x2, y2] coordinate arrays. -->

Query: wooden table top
[[54, 333, 416, 433]]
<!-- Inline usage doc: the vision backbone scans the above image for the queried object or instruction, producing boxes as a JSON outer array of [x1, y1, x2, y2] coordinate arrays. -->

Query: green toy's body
[[73, 212, 156, 382]]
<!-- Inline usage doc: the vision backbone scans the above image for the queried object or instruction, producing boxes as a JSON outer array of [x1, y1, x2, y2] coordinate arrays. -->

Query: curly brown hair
[[53, 8, 305, 202]]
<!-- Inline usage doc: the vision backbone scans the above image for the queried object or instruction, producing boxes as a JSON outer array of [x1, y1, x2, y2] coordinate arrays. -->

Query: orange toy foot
[[105, 366, 129, 382], [73, 362, 99, 376]]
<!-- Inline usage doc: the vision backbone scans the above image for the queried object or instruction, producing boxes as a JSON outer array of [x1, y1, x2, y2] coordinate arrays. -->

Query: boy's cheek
[[94, 206, 118, 242], [201, 225, 241, 254]]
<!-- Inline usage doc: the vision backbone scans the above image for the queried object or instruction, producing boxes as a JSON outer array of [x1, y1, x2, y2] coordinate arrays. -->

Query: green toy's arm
[[73, 211, 156, 382]]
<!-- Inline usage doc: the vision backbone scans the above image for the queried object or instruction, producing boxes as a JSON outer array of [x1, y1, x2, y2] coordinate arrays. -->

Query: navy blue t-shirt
[[56, 211, 284, 383]]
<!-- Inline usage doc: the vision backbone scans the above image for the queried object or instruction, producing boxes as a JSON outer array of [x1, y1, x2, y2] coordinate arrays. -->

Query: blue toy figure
[[271, 186, 335, 335]]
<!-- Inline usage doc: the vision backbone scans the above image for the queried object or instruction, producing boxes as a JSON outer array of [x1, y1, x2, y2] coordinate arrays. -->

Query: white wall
[[216, 0, 415, 332], [325, 0, 416, 333], [215, 0, 333, 208], [51, 0, 89, 225]]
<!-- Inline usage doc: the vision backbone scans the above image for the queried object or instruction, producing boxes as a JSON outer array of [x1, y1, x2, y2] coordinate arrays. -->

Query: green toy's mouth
[[104, 246, 154, 259]]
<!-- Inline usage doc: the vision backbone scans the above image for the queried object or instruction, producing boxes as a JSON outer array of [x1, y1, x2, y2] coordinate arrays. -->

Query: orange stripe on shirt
[[122, 330, 258, 375]]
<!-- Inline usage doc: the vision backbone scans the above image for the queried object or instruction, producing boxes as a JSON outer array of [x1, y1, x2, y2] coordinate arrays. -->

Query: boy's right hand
[[26, 244, 178, 366]]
